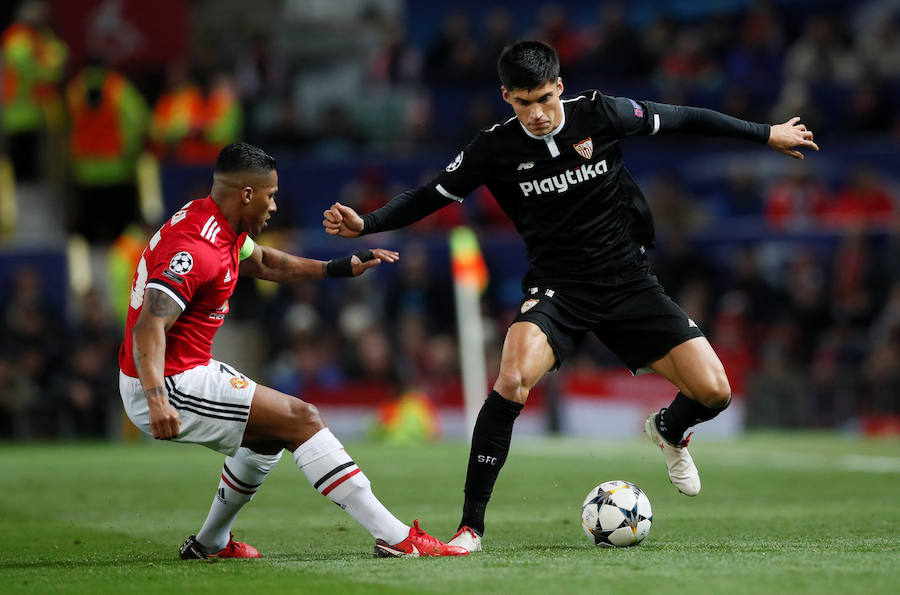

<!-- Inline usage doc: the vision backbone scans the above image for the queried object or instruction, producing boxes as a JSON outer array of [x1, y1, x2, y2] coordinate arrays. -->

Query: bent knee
[[695, 373, 731, 408], [289, 399, 324, 428], [493, 373, 531, 404]]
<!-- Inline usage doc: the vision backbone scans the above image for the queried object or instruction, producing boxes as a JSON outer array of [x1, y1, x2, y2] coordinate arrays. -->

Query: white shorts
[[119, 359, 257, 456]]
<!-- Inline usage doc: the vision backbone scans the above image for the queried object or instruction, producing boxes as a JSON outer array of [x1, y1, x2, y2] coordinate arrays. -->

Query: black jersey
[[361, 90, 769, 288], [433, 91, 669, 287]]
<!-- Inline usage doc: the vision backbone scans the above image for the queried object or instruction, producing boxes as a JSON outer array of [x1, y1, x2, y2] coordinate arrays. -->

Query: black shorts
[[512, 273, 704, 374]]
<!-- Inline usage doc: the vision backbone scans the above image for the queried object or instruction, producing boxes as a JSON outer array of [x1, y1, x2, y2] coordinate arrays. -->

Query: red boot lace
[[410, 520, 441, 550]]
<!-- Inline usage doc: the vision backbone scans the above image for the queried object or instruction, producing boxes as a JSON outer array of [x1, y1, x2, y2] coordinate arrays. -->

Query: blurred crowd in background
[[1, 0, 898, 441]]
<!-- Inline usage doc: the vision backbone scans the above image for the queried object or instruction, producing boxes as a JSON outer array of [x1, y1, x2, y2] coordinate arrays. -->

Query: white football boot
[[447, 526, 483, 553], [644, 412, 701, 496]]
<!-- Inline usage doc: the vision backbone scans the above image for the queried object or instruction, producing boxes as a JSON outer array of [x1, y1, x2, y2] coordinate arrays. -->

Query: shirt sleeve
[[429, 132, 494, 202], [646, 101, 770, 143], [361, 186, 454, 235], [594, 94, 659, 138], [595, 93, 769, 143], [145, 236, 219, 311], [359, 133, 494, 234]]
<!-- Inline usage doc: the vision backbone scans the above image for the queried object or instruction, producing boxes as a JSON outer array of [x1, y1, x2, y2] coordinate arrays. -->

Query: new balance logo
[[200, 216, 222, 243], [224, 270, 231, 283], [688, 319, 698, 328], [517, 161, 535, 171]]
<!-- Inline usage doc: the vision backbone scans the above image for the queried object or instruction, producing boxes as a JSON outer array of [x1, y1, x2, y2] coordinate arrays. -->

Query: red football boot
[[179, 533, 260, 559], [373, 520, 469, 557]]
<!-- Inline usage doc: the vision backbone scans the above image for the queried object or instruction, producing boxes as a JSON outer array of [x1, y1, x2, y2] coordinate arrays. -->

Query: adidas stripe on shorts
[[119, 359, 257, 456]]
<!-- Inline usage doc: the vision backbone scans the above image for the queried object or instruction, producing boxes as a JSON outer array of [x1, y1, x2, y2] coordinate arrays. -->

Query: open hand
[[768, 117, 819, 159], [323, 202, 364, 238], [351, 248, 399, 276]]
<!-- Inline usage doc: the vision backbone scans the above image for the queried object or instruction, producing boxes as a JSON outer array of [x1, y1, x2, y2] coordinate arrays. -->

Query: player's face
[[245, 170, 278, 236], [503, 78, 564, 137]]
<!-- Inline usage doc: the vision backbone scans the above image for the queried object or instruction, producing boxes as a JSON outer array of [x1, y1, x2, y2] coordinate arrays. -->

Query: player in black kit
[[323, 40, 818, 552]]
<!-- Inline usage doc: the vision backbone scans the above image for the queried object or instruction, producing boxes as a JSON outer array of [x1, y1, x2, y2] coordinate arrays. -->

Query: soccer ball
[[581, 480, 653, 547]]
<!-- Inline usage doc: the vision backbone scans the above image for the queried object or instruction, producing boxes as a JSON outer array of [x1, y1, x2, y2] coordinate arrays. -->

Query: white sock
[[195, 447, 282, 552], [293, 428, 409, 545]]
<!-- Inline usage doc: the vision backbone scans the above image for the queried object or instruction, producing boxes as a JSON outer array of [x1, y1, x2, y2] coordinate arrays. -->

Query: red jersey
[[119, 196, 246, 377]]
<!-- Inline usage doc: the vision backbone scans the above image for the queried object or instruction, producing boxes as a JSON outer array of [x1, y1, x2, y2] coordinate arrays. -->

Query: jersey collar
[[518, 104, 567, 158], [202, 195, 238, 243], [518, 103, 567, 140]]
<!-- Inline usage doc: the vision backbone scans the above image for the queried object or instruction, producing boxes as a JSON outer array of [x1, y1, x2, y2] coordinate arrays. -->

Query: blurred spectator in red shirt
[[531, 4, 585, 68], [341, 166, 392, 215], [709, 310, 756, 395], [764, 163, 831, 229], [831, 227, 878, 325], [824, 166, 896, 227], [656, 29, 721, 89]]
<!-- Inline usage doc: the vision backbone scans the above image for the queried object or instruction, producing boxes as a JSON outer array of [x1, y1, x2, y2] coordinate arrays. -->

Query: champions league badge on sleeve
[[628, 98, 644, 118], [169, 251, 194, 275], [445, 151, 464, 172]]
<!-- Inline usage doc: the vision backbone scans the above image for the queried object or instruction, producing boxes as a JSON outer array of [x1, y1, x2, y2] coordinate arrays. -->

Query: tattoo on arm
[[279, 253, 289, 281], [144, 386, 167, 398], [145, 289, 182, 329]]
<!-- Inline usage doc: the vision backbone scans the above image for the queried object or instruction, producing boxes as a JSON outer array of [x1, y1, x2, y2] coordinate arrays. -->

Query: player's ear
[[241, 186, 252, 205], [557, 77, 564, 95], [501, 85, 510, 104]]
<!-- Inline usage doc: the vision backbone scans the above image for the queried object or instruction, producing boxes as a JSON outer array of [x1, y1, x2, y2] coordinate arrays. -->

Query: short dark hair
[[214, 142, 276, 174], [497, 40, 560, 91]]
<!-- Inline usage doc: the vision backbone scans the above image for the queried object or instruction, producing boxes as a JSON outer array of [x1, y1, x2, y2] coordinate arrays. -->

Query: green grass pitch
[[1, 433, 898, 594]]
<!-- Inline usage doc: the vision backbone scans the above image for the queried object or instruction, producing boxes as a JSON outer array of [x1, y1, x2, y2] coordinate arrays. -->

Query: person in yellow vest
[[1, 0, 67, 181], [368, 388, 441, 444], [149, 65, 243, 166], [107, 222, 151, 327], [65, 56, 148, 243]]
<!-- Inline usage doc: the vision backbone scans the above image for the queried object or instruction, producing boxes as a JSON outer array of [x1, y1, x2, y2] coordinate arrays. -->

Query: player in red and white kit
[[119, 143, 467, 559]]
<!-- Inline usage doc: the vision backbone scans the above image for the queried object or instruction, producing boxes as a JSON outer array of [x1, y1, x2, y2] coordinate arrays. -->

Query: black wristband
[[325, 255, 353, 277], [354, 249, 375, 263], [325, 250, 376, 277]]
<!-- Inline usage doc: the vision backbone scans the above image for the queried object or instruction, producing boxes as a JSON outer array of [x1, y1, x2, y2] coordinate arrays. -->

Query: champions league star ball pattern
[[169, 251, 194, 275], [581, 480, 653, 547]]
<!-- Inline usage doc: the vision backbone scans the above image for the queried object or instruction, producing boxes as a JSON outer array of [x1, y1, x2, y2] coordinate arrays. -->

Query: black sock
[[656, 392, 730, 444], [459, 390, 523, 536]]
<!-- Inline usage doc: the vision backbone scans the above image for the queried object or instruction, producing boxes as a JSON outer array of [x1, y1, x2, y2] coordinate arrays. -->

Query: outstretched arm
[[240, 244, 398, 282], [323, 186, 455, 237], [647, 102, 819, 157]]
